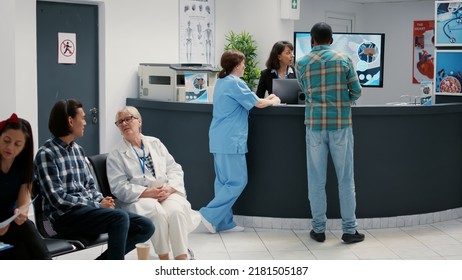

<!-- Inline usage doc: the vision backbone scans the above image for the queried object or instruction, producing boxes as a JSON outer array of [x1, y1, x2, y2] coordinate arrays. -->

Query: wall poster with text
[[412, 20, 435, 84], [179, 0, 215, 66]]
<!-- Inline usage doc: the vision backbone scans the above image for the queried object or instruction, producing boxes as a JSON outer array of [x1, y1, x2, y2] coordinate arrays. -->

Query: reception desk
[[126, 98, 462, 219]]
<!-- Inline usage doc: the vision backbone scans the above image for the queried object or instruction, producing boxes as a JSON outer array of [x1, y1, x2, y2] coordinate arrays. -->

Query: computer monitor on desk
[[272, 79, 303, 104]]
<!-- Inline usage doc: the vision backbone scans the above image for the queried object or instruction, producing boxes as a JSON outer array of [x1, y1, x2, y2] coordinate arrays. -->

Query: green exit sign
[[292, 0, 298, 9]]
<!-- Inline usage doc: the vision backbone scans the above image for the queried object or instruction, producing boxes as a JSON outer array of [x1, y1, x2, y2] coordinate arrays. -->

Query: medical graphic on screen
[[294, 32, 385, 87]]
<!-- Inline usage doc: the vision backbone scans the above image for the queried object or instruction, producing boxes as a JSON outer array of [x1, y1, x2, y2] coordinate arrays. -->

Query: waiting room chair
[[32, 181, 108, 251], [87, 153, 116, 199], [42, 237, 76, 258]]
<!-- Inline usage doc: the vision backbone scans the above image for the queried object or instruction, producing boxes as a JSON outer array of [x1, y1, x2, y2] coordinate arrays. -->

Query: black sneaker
[[310, 230, 326, 242], [341, 231, 365, 244]]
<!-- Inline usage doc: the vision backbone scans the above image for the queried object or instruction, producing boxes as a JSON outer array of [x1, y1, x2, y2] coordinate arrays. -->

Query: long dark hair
[[265, 41, 294, 70], [0, 118, 34, 186], [48, 99, 83, 137], [218, 50, 245, 78]]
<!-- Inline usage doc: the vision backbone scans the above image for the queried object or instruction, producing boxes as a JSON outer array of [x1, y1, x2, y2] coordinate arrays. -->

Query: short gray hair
[[114, 106, 142, 121]]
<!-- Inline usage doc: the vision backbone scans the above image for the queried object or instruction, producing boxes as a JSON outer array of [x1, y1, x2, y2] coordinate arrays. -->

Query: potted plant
[[224, 31, 260, 90]]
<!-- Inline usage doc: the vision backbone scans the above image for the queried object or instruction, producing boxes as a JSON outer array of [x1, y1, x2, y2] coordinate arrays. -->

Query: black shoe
[[310, 230, 326, 242], [341, 231, 365, 244]]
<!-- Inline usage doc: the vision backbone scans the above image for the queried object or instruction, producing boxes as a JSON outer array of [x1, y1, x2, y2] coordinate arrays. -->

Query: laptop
[[272, 79, 302, 104]]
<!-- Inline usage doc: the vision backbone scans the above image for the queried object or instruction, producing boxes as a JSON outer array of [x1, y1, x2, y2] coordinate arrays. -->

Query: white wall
[[0, 0, 38, 151], [100, 0, 294, 151], [0, 0, 294, 153], [0, 0, 438, 152], [0, 0, 16, 119], [0, 0, 17, 119], [99, 0, 180, 152], [296, 0, 364, 31], [360, 1, 435, 105], [100, 0, 295, 151], [216, 0, 295, 71], [295, 0, 435, 105]]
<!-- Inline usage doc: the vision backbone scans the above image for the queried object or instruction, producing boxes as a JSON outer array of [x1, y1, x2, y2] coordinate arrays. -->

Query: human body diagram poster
[[179, 0, 215, 65]]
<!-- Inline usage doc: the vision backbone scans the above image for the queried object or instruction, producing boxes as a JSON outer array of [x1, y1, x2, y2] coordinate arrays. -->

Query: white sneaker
[[200, 213, 216, 234], [220, 226, 245, 233]]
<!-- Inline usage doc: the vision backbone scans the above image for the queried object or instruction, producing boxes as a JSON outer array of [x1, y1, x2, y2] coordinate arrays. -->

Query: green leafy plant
[[224, 31, 260, 90]]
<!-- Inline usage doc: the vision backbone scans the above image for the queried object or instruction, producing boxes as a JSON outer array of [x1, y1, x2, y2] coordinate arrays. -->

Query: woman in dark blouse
[[256, 41, 297, 98], [0, 113, 51, 259]]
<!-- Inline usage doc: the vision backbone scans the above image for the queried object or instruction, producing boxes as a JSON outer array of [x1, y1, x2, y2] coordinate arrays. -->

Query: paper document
[[0, 242, 13, 251], [0, 196, 37, 229]]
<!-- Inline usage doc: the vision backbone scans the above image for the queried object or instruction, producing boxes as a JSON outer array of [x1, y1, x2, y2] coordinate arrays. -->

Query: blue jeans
[[53, 206, 154, 260], [305, 127, 357, 234], [200, 153, 247, 232]]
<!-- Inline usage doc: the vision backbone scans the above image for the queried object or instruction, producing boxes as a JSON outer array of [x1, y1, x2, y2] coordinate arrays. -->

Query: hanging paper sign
[[58, 32, 77, 64]]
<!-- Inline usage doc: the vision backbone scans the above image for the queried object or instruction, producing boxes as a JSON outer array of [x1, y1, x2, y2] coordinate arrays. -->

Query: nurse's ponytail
[[218, 50, 245, 79]]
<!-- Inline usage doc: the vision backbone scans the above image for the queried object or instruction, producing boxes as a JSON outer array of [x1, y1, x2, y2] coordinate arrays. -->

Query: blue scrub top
[[209, 74, 259, 154]]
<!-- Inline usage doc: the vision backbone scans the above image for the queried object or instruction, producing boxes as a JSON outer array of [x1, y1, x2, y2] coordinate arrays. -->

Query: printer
[[138, 63, 218, 102]]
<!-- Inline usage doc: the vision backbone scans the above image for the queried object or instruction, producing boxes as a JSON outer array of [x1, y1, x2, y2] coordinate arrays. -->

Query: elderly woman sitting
[[107, 106, 200, 260]]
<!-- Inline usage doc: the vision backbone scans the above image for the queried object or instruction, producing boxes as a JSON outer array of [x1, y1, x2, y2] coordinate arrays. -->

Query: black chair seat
[[32, 181, 108, 254], [76, 233, 109, 248], [55, 233, 109, 250], [42, 238, 76, 257]]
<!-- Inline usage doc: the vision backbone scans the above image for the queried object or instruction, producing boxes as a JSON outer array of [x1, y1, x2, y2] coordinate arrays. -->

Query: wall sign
[[280, 0, 300, 20], [58, 32, 76, 64]]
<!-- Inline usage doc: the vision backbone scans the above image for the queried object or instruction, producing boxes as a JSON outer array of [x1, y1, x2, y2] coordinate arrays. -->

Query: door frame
[[325, 11, 356, 33]]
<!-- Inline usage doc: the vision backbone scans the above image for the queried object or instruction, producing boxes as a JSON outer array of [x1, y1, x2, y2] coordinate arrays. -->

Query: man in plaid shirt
[[295, 22, 364, 244], [34, 99, 154, 259]]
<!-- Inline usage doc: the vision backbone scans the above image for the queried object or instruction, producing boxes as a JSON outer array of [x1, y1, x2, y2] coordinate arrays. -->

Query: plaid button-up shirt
[[296, 45, 362, 131], [34, 137, 103, 223]]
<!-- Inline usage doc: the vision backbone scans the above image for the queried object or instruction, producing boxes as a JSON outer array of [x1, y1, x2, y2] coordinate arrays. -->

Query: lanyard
[[132, 142, 146, 178]]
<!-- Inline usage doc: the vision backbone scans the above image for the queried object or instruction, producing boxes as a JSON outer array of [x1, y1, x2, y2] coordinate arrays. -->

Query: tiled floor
[[55, 217, 462, 260]]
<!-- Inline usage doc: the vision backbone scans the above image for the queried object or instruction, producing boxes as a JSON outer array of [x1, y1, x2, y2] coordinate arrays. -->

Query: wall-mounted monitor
[[294, 32, 385, 87], [434, 49, 462, 94]]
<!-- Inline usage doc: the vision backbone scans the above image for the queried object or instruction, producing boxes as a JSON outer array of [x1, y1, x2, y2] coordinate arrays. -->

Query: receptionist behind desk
[[256, 41, 296, 98]]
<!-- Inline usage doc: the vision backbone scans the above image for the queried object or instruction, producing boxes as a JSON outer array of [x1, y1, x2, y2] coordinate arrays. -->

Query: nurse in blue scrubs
[[199, 50, 281, 233]]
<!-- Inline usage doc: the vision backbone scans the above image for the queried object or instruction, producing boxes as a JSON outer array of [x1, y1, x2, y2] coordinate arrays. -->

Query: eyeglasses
[[114, 115, 137, 127]]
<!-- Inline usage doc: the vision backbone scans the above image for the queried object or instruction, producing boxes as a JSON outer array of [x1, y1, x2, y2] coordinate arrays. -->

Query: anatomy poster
[[412, 20, 435, 83], [179, 0, 215, 65]]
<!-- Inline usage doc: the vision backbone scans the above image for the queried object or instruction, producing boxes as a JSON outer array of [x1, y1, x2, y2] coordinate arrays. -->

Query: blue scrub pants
[[200, 153, 247, 232]]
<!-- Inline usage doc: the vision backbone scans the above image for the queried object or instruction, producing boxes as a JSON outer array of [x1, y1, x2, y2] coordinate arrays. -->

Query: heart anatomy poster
[[413, 20, 435, 84]]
